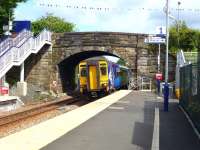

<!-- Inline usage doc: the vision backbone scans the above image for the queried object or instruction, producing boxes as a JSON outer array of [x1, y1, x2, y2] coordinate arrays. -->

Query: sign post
[[145, 29, 166, 97], [164, 0, 170, 112], [144, 35, 165, 73]]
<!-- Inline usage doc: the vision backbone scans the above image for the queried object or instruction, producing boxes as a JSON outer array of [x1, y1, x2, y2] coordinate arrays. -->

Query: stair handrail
[[0, 29, 32, 57], [13, 29, 51, 62], [0, 29, 51, 79], [177, 50, 186, 66]]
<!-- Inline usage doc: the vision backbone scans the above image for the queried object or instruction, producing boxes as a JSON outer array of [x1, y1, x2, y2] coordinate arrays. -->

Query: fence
[[180, 62, 200, 131]]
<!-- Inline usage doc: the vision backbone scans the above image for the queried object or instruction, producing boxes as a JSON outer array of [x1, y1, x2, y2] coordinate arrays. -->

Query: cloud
[[14, 0, 200, 33]]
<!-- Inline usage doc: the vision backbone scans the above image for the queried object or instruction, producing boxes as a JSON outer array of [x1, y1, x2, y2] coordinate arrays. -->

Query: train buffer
[[0, 90, 200, 150]]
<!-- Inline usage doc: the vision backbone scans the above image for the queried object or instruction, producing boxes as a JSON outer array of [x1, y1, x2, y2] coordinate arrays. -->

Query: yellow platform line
[[0, 90, 132, 150]]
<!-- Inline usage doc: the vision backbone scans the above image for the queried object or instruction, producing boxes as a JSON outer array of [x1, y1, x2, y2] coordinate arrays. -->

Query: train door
[[89, 65, 98, 90], [79, 62, 87, 93], [99, 61, 109, 90]]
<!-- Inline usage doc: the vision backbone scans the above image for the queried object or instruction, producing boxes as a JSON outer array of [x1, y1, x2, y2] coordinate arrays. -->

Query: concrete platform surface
[[42, 91, 157, 150], [1, 90, 200, 150], [0, 90, 131, 150], [41, 92, 200, 150]]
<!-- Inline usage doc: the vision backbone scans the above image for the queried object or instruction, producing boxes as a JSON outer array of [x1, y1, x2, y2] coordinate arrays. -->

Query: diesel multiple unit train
[[78, 57, 131, 96]]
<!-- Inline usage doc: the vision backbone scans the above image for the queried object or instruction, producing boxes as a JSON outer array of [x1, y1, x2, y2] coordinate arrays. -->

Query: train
[[78, 57, 131, 97]]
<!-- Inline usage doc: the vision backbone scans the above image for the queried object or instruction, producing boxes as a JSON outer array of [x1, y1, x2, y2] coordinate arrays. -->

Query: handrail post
[[20, 62, 25, 82]]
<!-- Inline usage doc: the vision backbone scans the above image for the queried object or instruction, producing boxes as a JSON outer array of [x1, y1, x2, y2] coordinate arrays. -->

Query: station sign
[[144, 36, 166, 44]]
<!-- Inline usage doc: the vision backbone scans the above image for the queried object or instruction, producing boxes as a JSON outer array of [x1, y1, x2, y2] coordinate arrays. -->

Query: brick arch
[[58, 50, 122, 93]]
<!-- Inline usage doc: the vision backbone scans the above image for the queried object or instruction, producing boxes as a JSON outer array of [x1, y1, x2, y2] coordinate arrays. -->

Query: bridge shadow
[[131, 100, 155, 150], [157, 101, 200, 150], [131, 98, 200, 150]]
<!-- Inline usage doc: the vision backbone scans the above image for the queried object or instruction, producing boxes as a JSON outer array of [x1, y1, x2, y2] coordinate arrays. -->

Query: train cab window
[[100, 67, 107, 76], [80, 68, 87, 77]]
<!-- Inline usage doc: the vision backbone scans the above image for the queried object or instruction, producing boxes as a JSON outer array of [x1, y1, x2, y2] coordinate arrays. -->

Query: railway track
[[0, 95, 86, 127]]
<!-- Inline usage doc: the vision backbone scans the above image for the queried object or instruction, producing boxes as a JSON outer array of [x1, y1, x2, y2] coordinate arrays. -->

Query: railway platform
[[0, 90, 200, 150]]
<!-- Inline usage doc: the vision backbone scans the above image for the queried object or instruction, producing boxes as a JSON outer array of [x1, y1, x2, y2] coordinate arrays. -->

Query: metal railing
[[138, 76, 152, 91], [128, 76, 152, 91], [175, 50, 189, 96], [0, 29, 33, 56], [0, 29, 52, 79]]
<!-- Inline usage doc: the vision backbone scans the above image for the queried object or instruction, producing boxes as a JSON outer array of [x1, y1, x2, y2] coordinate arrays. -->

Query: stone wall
[[7, 32, 176, 93], [23, 45, 52, 89]]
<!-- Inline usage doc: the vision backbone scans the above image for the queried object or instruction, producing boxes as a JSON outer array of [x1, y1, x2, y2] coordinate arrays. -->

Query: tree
[[169, 21, 200, 52], [0, 0, 27, 35], [117, 58, 126, 66], [32, 15, 76, 35]]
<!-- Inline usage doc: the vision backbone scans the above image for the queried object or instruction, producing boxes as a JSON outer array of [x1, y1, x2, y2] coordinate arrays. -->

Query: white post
[[142, 77, 143, 91], [17, 62, 27, 96], [158, 44, 161, 72], [2, 75, 6, 86], [150, 79, 152, 91], [20, 62, 24, 82], [165, 0, 169, 83], [177, 1, 181, 48], [163, 0, 170, 112]]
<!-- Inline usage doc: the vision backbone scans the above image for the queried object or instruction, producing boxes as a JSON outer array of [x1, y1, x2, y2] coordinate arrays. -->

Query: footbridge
[[0, 29, 52, 96]]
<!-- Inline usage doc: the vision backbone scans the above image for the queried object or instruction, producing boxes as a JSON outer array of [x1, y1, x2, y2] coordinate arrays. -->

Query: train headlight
[[80, 88, 83, 93]]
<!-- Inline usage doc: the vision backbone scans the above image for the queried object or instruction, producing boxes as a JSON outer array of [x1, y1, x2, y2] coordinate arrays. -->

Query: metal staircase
[[0, 29, 51, 79]]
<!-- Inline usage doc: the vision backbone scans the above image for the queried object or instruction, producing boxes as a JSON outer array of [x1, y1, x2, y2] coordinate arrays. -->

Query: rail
[[0, 96, 75, 126], [0, 29, 51, 79]]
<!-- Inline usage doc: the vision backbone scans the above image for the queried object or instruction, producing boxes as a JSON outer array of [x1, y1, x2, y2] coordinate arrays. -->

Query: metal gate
[[180, 62, 200, 131]]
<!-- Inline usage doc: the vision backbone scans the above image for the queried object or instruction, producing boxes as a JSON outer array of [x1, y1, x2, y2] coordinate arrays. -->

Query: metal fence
[[180, 62, 200, 131]]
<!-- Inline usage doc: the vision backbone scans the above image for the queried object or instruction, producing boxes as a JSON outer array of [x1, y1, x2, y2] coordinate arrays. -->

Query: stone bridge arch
[[20, 32, 176, 95]]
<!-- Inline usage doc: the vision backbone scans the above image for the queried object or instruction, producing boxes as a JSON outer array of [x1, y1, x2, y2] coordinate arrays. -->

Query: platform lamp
[[177, 1, 181, 49], [163, 0, 170, 112]]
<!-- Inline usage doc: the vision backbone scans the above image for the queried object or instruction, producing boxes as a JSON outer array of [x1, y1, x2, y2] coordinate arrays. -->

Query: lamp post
[[177, 1, 181, 49], [164, 0, 169, 112]]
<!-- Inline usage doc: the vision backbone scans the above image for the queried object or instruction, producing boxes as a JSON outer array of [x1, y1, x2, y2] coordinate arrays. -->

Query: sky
[[14, 0, 200, 34]]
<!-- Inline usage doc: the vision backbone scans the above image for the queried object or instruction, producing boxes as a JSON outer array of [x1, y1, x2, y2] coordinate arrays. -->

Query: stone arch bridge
[[7, 32, 176, 95]]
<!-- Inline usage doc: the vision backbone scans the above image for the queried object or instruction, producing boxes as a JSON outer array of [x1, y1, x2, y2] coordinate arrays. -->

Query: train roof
[[80, 56, 129, 69], [84, 56, 107, 61], [119, 65, 129, 70]]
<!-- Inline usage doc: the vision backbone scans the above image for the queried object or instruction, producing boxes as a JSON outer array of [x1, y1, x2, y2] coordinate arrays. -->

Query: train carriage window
[[80, 68, 87, 77], [100, 67, 107, 76]]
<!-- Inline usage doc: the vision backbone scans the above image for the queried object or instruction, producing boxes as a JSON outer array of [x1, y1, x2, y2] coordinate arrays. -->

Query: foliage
[[117, 58, 127, 66], [169, 21, 200, 52], [0, 0, 27, 35], [147, 44, 165, 54], [32, 15, 75, 35]]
